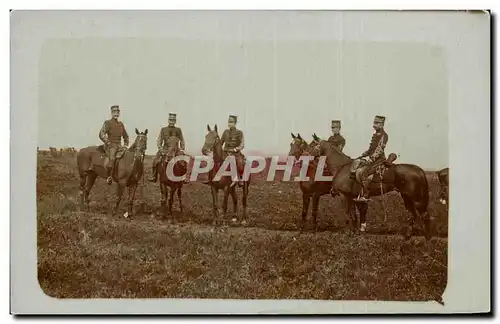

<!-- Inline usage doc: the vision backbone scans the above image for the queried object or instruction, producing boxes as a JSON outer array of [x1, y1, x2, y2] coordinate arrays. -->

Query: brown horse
[[76, 128, 148, 218], [309, 139, 431, 240], [288, 133, 337, 231], [157, 136, 187, 220], [201, 124, 250, 226], [437, 167, 449, 205]]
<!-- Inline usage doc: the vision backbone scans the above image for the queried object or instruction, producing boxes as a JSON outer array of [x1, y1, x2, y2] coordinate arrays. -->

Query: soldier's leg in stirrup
[[107, 147, 117, 184], [357, 172, 372, 202], [237, 155, 245, 186], [148, 153, 159, 182]]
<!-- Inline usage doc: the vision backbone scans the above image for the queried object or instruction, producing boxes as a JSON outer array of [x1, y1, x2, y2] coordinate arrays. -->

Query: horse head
[[164, 136, 181, 162], [202, 124, 222, 159], [289, 132, 308, 160], [132, 128, 148, 158]]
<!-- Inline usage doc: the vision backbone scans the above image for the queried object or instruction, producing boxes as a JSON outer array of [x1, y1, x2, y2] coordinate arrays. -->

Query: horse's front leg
[[311, 192, 321, 232], [168, 186, 175, 222], [211, 186, 220, 226], [229, 186, 238, 222], [223, 186, 230, 221], [241, 181, 248, 224], [177, 186, 183, 213], [342, 195, 356, 234], [112, 182, 125, 217], [301, 193, 311, 231], [125, 183, 138, 219]]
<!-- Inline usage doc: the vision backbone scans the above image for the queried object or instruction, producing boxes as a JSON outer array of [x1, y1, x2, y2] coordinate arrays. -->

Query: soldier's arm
[[220, 130, 227, 147], [370, 133, 388, 160], [99, 121, 109, 144], [339, 137, 346, 151], [122, 123, 129, 146], [236, 132, 245, 151], [178, 128, 186, 150], [156, 130, 163, 150]]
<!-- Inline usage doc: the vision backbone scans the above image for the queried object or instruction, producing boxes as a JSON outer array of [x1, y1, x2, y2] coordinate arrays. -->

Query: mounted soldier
[[148, 113, 188, 183], [221, 114, 245, 187], [99, 105, 129, 185], [350, 115, 389, 202], [328, 120, 346, 152]]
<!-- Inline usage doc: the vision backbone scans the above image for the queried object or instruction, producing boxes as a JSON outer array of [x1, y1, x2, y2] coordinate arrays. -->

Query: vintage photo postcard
[[11, 10, 490, 314]]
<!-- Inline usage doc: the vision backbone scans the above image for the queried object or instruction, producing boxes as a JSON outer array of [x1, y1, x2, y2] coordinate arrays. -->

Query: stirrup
[[106, 176, 113, 184]]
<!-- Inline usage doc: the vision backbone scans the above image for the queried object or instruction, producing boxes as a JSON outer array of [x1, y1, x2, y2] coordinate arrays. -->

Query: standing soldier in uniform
[[221, 114, 245, 187], [328, 120, 346, 152], [350, 115, 389, 202], [148, 113, 188, 183], [99, 105, 129, 185]]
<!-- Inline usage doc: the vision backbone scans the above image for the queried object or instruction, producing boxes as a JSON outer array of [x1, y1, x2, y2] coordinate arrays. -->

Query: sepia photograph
[[10, 9, 490, 314]]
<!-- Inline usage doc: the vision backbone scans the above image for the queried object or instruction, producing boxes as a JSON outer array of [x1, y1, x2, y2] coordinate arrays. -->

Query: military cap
[[228, 115, 238, 123], [331, 120, 341, 128], [110, 105, 120, 111], [374, 115, 386, 124], [168, 113, 177, 120]]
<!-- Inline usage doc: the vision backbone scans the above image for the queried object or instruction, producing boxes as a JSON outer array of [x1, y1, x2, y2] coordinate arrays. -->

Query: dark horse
[[201, 124, 250, 226], [288, 133, 337, 231], [157, 136, 187, 220], [76, 128, 148, 218], [310, 139, 431, 240], [437, 167, 449, 205]]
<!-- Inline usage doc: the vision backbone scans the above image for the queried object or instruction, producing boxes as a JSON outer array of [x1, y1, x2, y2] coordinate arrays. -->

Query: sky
[[38, 13, 449, 170]]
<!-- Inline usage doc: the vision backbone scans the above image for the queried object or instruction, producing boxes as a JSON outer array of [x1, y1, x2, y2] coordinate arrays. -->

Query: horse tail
[[418, 168, 430, 213]]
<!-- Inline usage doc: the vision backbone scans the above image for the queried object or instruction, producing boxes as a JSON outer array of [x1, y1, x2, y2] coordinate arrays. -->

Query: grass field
[[37, 154, 448, 301]]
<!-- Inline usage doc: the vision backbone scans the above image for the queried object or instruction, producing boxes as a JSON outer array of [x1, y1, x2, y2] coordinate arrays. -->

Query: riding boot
[[349, 171, 357, 180], [106, 164, 113, 185], [148, 164, 157, 182]]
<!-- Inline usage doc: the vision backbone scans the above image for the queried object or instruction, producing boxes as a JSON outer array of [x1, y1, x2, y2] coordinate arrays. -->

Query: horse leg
[[241, 182, 248, 224], [112, 183, 125, 217], [311, 193, 320, 232], [84, 171, 97, 212], [343, 195, 356, 234], [230, 185, 238, 216], [168, 186, 175, 222], [301, 193, 311, 231], [125, 184, 138, 219], [223, 186, 230, 220], [79, 172, 87, 210], [356, 202, 368, 232], [401, 195, 417, 241], [177, 186, 183, 213], [160, 183, 167, 219], [211, 186, 220, 226]]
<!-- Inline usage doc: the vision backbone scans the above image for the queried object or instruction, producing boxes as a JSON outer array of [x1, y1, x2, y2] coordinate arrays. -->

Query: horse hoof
[[360, 223, 367, 232], [231, 218, 237, 223], [123, 212, 129, 218], [241, 220, 247, 226]]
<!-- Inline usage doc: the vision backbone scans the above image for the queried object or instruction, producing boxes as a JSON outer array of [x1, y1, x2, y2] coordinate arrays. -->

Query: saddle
[[355, 153, 398, 184], [99, 145, 128, 170]]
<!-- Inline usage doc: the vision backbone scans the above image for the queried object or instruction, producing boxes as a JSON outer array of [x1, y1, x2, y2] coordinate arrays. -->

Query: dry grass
[[37, 154, 448, 300]]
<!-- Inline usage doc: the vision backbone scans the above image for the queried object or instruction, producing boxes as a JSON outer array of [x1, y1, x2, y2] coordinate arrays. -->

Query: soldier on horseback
[[328, 120, 346, 152], [221, 114, 245, 187], [148, 113, 188, 183], [350, 115, 389, 202], [99, 105, 129, 185]]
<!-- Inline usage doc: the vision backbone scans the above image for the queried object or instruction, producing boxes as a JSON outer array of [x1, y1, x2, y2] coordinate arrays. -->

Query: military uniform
[[148, 113, 187, 182], [351, 115, 389, 201], [328, 120, 346, 152], [221, 114, 245, 186], [99, 105, 129, 184]]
